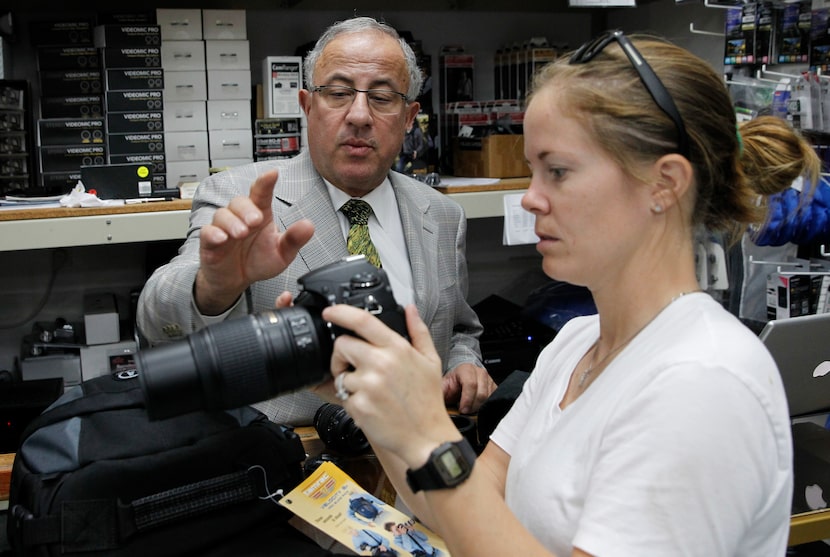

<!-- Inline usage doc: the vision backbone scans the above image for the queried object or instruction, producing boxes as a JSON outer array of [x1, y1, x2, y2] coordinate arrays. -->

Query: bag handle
[[12, 468, 264, 551]]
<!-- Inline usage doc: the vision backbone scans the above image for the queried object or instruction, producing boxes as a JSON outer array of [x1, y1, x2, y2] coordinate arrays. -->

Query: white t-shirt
[[490, 293, 792, 557]]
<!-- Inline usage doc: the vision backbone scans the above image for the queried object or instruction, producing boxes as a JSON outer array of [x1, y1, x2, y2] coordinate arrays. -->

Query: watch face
[[437, 445, 471, 484], [440, 449, 465, 479]]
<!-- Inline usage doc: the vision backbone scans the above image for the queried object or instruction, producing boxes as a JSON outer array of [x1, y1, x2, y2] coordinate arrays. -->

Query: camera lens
[[313, 402, 369, 455], [138, 306, 332, 420]]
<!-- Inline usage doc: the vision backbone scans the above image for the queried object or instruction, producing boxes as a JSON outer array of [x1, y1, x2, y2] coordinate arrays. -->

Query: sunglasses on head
[[569, 30, 690, 159]]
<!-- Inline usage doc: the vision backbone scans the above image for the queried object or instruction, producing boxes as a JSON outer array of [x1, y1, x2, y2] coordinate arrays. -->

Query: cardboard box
[[29, 20, 94, 46], [101, 46, 161, 69], [157, 9, 203, 41], [94, 25, 161, 48], [39, 144, 106, 173], [106, 132, 164, 156], [40, 95, 103, 119], [163, 70, 207, 102], [205, 40, 250, 70], [38, 118, 105, 146], [38, 70, 103, 97], [767, 271, 827, 320], [105, 90, 164, 113], [207, 99, 251, 130], [37, 46, 100, 71], [106, 111, 164, 134], [105, 68, 164, 91], [202, 9, 247, 40], [108, 152, 166, 174], [160, 40, 206, 71], [163, 101, 207, 132], [83, 293, 120, 345], [262, 56, 302, 118], [452, 135, 528, 178], [80, 339, 136, 381]]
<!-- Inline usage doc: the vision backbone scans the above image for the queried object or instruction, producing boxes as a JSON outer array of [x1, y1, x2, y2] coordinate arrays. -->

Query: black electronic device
[[405, 437, 476, 492], [137, 255, 407, 420]]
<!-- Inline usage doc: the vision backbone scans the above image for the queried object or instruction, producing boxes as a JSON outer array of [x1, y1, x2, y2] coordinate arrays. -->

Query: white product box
[[207, 99, 251, 130], [166, 159, 210, 189], [205, 40, 250, 70], [163, 70, 207, 102], [165, 130, 209, 161], [21, 354, 82, 388], [161, 40, 206, 71], [210, 157, 253, 169], [157, 9, 203, 41], [207, 69, 252, 100], [80, 339, 136, 381], [84, 293, 120, 345], [209, 129, 253, 160], [262, 56, 302, 118], [202, 9, 247, 40], [163, 100, 207, 132]]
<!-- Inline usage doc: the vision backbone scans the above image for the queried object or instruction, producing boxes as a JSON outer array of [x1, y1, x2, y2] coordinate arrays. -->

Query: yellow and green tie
[[340, 199, 382, 268]]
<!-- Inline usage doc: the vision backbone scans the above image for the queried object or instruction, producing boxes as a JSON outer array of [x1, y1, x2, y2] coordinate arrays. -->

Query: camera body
[[138, 255, 406, 420]]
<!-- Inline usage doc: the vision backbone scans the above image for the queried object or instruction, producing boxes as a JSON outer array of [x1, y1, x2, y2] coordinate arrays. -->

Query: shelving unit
[[0, 179, 529, 251]]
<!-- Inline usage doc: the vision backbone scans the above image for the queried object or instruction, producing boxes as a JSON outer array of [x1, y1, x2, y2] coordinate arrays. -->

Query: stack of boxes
[[33, 19, 105, 194], [158, 8, 209, 193], [0, 80, 34, 196], [96, 22, 164, 197], [203, 9, 253, 170]]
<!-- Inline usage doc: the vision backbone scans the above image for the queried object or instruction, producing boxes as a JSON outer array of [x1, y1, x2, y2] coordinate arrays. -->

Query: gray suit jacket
[[137, 150, 483, 424]]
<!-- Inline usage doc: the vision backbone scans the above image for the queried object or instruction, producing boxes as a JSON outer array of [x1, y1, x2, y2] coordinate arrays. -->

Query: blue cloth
[[752, 177, 830, 246], [352, 529, 393, 553], [393, 528, 438, 555]]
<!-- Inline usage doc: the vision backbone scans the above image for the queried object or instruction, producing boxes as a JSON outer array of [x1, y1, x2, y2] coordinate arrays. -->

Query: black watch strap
[[406, 438, 476, 493]]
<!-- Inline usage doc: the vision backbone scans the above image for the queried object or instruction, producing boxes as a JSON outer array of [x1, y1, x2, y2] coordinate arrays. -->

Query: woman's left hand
[[312, 304, 457, 462]]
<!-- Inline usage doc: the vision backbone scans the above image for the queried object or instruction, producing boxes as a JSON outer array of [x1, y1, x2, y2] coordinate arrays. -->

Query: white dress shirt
[[325, 178, 415, 307]]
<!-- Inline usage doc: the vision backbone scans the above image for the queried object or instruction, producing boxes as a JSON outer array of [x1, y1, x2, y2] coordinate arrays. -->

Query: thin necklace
[[577, 290, 702, 389]]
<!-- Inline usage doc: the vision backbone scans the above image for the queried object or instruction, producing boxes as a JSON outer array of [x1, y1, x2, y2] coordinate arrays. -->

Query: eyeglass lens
[[314, 85, 406, 114]]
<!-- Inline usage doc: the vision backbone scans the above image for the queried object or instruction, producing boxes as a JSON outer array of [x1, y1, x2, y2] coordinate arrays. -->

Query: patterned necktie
[[340, 199, 382, 268]]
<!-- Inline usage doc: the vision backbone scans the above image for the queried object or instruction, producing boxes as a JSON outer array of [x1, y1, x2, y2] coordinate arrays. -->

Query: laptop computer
[[758, 312, 830, 418]]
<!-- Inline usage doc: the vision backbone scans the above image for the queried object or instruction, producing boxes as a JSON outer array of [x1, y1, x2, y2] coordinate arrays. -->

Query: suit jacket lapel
[[392, 174, 439, 323], [273, 151, 349, 271]]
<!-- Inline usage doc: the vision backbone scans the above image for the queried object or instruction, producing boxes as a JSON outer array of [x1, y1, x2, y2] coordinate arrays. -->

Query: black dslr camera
[[138, 255, 407, 420]]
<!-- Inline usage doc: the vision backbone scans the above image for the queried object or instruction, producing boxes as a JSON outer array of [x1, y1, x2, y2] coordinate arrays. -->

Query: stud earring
[[651, 204, 664, 214]]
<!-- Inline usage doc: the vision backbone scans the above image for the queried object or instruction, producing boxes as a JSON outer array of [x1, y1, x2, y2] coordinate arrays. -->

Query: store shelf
[[0, 200, 192, 252], [0, 181, 528, 252]]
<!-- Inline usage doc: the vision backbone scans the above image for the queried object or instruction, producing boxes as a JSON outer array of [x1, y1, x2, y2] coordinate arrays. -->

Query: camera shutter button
[[350, 271, 380, 289], [363, 294, 383, 314]]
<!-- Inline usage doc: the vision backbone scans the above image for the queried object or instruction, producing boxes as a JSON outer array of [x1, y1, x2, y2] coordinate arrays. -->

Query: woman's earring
[[651, 203, 664, 214]]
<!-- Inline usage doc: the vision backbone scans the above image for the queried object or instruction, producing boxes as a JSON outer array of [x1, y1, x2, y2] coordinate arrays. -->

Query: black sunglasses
[[569, 30, 690, 159]]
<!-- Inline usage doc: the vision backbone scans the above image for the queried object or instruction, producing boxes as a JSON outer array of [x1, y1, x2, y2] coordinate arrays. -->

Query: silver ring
[[335, 373, 350, 401]]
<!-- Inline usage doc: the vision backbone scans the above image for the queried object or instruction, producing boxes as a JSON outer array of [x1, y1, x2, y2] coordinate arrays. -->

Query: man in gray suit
[[136, 17, 494, 424]]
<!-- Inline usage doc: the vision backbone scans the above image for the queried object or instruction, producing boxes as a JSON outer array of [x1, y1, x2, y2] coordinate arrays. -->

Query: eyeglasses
[[569, 30, 690, 159], [311, 85, 408, 115]]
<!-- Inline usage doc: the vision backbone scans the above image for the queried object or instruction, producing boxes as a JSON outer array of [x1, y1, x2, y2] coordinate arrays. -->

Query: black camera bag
[[6, 372, 323, 557]]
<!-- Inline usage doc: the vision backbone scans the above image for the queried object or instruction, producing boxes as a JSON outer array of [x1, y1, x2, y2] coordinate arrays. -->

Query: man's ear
[[650, 154, 693, 214], [299, 89, 312, 116]]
